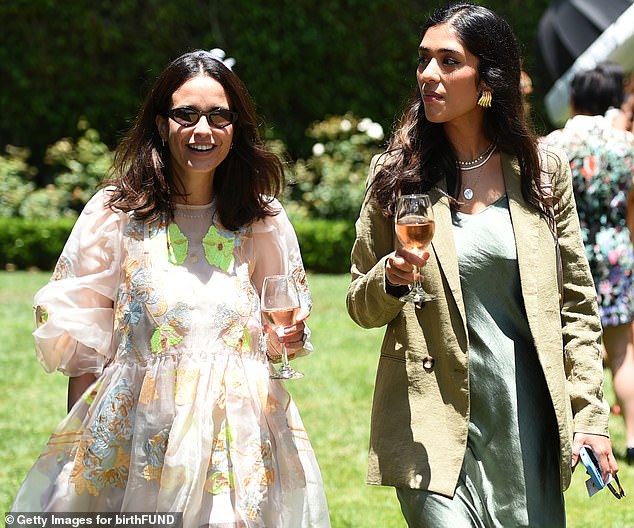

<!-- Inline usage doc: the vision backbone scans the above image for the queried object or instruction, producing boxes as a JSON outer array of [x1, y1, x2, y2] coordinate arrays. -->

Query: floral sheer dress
[[11, 189, 330, 528], [547, 115, 634, 327]]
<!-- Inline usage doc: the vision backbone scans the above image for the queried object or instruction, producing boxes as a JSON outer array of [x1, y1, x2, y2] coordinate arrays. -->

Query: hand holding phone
[[579, 446, 604, 496], [578, 445, 625, 499]]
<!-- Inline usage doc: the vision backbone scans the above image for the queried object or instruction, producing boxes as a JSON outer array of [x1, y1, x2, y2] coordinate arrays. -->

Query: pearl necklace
[[174, 204, 213, 220], [456, 143, 496, 171], [457, 144, 496, 200], [174, 210, 212, 220]]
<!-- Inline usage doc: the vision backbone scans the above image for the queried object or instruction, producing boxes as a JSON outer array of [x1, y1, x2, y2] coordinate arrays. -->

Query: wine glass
[[260, 275, 304, 379], [394, 193, 435, 303]]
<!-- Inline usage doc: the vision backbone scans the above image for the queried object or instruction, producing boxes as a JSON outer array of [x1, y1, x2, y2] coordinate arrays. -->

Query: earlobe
[[155, 115, 168, 144]]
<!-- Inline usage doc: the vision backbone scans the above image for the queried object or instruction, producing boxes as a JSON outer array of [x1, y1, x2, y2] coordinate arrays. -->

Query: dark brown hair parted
[[102, 50, 284, 231], [370, 2, 554, 219]]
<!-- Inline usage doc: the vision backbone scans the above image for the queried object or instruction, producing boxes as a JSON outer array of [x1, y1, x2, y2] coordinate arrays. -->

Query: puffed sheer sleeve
[[33, 188, 126, 376], [251, 199, 313, 357]]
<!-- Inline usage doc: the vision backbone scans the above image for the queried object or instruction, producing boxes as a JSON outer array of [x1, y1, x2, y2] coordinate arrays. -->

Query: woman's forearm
[[67, 373, 97, 412]]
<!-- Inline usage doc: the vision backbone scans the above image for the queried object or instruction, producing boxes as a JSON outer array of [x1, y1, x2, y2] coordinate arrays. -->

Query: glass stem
[[412, 266, 422, 291], [281, 344, 291, 369]]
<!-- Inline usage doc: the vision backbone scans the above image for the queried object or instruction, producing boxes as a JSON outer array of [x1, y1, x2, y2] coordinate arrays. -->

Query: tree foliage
[[1, 0, 552, 174]]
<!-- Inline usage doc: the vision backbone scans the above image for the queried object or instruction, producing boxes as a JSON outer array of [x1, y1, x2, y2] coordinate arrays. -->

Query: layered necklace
[[457, 143, 496, 200]]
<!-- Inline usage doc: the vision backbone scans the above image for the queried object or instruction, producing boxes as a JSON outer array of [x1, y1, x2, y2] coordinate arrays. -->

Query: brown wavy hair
[[102, 50, 284, 230], [371, 3, 551, 217]]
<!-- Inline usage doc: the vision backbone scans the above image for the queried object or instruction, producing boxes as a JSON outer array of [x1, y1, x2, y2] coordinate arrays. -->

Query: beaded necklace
[[457, 143, 496, 200], [456, 143, 496, 171]]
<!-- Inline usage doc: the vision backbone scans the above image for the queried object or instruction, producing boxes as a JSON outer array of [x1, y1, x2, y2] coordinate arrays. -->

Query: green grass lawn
[[1, 271, 632, 526]]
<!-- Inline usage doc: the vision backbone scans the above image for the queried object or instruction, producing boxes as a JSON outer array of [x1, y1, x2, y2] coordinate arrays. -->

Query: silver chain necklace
[[461, 173, 483, 200], [457, 144, 496, 200], [456, 143, 496, 171]]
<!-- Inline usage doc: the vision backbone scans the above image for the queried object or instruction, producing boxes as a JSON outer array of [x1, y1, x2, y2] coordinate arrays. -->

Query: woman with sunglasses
[[347, 3, 620, 526], [11, 50, 330, 527]]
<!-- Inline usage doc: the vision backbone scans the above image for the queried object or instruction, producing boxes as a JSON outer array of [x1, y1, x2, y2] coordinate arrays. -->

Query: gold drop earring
[[477, 90, 492, 108]]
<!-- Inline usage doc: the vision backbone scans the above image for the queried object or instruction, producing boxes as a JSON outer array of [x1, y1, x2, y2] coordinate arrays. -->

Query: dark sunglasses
[[167, 106, 238, 129], [607, 472, 626, 500]]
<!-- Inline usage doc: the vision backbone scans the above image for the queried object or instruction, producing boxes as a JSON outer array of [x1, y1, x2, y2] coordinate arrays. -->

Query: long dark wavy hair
[[371, 2, 549, 217], [103, 50, 284, 230]]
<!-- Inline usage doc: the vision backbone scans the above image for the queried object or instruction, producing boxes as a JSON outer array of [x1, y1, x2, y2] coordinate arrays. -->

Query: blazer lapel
[[429, 156, 542, 348], [503, 154, 541, 328], [429, 185, 467, 329]]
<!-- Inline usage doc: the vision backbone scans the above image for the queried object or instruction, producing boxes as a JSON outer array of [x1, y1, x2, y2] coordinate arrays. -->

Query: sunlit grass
[[1, 271, 631, 526]]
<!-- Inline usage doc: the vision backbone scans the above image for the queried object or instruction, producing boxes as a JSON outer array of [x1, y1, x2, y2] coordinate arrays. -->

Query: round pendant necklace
[[457, 143, 496, 200], [461, 176, 482, 200], [461, 166, 486, 201], [462, 186, 476, 201]]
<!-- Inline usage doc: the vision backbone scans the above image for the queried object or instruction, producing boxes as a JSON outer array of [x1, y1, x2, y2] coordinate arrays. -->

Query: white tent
[[544, 4, 634, 126]]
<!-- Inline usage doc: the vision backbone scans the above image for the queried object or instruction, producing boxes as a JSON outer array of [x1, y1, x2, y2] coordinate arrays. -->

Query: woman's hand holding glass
[[391, 193, 435, 303], [386, 248, 430, 290], [265, 311, 309, 357], [260, 275, 306, 379]]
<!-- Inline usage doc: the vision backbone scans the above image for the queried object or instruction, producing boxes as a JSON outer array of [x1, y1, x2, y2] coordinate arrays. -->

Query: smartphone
[[579, 446, 604, 493]]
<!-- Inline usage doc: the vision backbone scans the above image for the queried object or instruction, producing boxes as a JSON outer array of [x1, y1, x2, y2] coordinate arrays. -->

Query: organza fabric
[[12, 189, 330, 528]]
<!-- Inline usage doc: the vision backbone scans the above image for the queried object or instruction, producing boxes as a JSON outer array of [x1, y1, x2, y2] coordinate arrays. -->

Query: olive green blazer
[[346, 148, 609, 497]]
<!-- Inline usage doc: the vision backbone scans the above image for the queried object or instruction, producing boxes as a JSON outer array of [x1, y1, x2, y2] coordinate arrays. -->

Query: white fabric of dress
[[11, 188, 331, 528]]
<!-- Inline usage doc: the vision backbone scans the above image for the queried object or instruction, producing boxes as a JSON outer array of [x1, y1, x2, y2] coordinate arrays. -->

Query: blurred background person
[[546, 64, 634, 465], [599, 62, 630, 131], [520, 69, 534, 116], [617, 69, 634, 135]]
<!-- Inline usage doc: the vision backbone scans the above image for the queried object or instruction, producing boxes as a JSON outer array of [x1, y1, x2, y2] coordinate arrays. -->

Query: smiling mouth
[[188, 144, 215, 152]]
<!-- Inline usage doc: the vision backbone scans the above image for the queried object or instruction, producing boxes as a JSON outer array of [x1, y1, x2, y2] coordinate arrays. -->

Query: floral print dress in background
[[11, 189, 330, 528], [547, 114, 634, 327]]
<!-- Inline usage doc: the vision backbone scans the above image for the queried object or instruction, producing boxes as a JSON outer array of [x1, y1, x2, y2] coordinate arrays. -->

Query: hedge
[[0, 217, 75, 271], [0, 217, 355, 274], [292, 217, 356, 274], [1, 0, 552, 174]]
